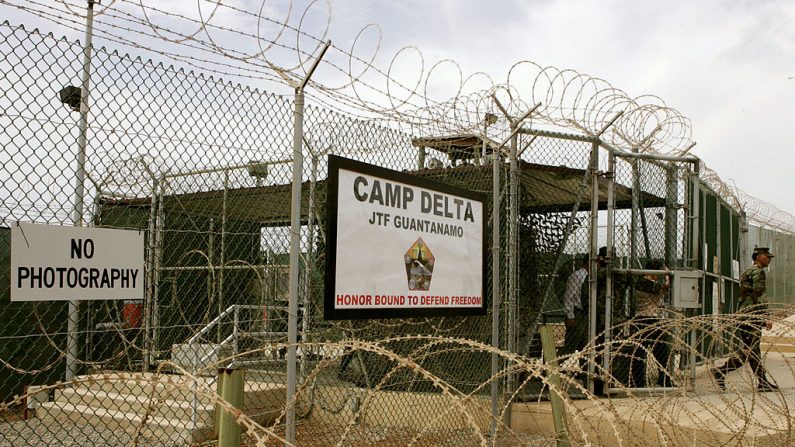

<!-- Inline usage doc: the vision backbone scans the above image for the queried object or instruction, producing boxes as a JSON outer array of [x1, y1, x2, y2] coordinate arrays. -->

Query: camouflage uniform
[[737, 265, 768, 314], [714, 264, 772, 386]]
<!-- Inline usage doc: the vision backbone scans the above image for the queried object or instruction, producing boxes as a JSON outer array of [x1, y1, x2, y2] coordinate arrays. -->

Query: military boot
[[711, 368, 726, 391], [757, 378, 779, 392]]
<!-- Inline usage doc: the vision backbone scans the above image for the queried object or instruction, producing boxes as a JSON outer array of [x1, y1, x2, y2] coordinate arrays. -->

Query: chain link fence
[[2, 19, 795, 446], [0, 22, 506, 445]]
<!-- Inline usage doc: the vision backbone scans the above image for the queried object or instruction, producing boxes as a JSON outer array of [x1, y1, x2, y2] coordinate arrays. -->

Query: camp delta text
[[353, 176, 476, 237]]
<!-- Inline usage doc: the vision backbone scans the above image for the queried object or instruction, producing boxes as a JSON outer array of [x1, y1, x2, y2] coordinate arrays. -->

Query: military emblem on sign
[[404, 237, 434, 291]]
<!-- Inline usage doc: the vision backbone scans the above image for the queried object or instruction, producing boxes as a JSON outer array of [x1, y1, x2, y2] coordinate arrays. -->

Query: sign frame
[[10, 223, 145, 302], [324, 155, 487, 320]]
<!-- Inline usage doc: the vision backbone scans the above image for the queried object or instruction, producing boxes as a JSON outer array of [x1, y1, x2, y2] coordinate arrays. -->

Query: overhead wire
[[1, 0, 792, 232]]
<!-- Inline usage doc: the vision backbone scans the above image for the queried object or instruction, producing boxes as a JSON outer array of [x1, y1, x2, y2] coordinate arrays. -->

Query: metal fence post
[[216, 368, 244, 447], [487, 102, 538, 437], [219, 170, 228, 344], [587, 141, 600, 394], [665, 164, 679, 268], [715, 193, 722, 315], [604, 149, 615, 374], [539, 325, 571, 447], [489, 127, 502, 439], [301, 152, 320, 379], [790, 235, 794, 304], [692, 160, 701, 385], [630, 148, 640, 271], [151, 174, 165, 369], [233, 305, 239, 356], [506, 126, 518, 426], [144, 172, 158, 371], [285, 85, 304, 447], [286, 40, 330, 447], [66, 0, 96, 381], [691, 162, 701, 270]]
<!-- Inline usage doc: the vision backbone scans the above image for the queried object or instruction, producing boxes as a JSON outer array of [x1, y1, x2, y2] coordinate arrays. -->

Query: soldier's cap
[[752, 247, 774, 260], [597, 246, 608, 258]]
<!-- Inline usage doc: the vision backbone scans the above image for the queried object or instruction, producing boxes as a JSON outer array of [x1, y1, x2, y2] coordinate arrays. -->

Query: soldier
[[711, 247, 778, 392]]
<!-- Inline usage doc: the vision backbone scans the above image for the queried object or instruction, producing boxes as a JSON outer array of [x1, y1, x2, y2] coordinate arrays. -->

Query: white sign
[[325, 156, 485, 320], [11, 223, 144, 301]]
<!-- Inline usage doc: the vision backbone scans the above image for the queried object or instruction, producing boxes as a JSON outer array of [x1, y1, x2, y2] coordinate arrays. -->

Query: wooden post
[[539, 325, 571, 447], [216, 368, 244, 447]]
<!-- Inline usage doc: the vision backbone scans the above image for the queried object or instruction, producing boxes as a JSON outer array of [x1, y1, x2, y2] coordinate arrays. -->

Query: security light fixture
[[246, 160, 269, 179], [427, 157, 444, 169], [58, 85, 82, 111]]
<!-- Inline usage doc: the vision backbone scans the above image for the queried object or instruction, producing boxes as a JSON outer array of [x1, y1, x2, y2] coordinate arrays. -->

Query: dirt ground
[[241, 422, 555, 447]]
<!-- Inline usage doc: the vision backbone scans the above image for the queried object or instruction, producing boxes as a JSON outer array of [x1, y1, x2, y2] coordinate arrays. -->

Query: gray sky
[[3, 0, 794, 216], [333, 0, 795, 214]]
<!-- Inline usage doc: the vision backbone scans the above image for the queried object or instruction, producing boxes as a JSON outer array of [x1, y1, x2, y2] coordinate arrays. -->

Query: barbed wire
[[4, 0, 786, 232], [4, 4, 795, 445], [4, 310, 795, 445]]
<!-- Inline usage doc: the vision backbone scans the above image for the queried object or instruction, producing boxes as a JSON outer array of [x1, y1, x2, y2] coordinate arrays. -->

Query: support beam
[[286, 39, 331, 447], [489, 100, 540, 439], [603, 151, 615, 376], [67, 0, 97, 381], [216, 368, 244, 447], [540, 325, 571, 447], [588, 141, 600, 394], [665, 164, 679, 268]]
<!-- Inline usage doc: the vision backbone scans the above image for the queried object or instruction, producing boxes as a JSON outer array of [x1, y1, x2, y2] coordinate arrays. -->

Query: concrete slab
[[56, 387, 215, 424], [34, 371, 286, 444], [36, 401, 214, 444]]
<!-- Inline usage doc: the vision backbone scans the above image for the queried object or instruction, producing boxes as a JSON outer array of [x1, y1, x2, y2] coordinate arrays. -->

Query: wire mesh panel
[[3, 12, 795, 447], [603, 153, 697, 389], [0, 21, 505, 446], [0, 20, 303, 445], [511, 135, 595, 353]]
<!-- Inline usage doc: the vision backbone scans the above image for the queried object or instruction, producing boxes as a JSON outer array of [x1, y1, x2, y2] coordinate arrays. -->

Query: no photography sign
[[11, 223, 144, 301]]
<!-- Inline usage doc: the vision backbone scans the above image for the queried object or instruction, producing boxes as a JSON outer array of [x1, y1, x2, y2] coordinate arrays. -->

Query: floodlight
[[58, 85, 81, 111], [246, 160, 269, 179]]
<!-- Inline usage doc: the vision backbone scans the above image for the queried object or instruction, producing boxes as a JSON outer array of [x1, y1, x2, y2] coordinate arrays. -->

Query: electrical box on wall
[[672, 270, 703, 309]]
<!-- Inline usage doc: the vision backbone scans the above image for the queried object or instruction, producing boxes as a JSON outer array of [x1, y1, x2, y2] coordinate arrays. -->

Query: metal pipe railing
[[187, 304, 237, 344]]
